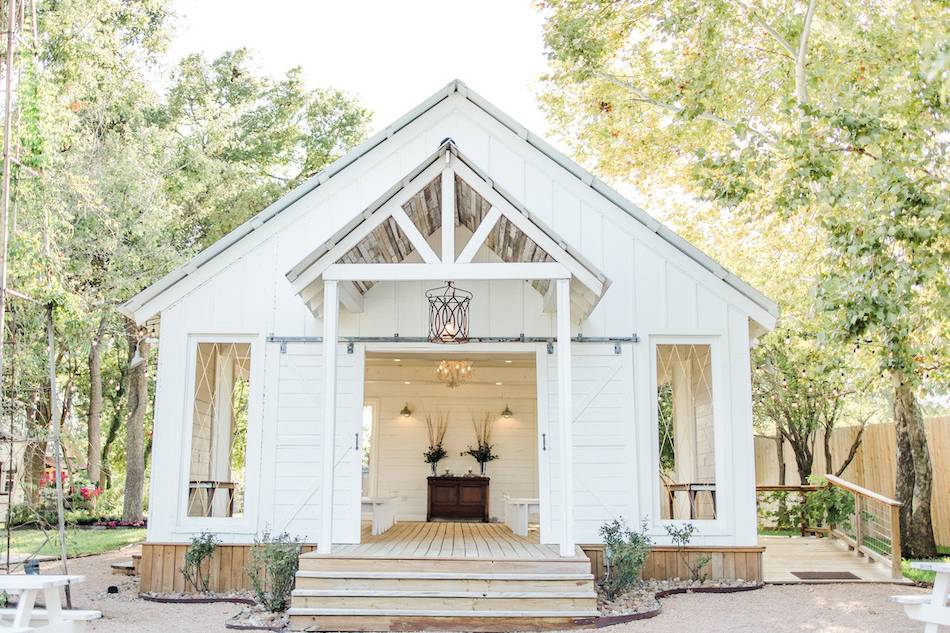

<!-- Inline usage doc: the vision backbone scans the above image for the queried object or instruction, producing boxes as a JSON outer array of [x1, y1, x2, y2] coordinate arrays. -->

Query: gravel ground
[[40, 548, 929, 633]]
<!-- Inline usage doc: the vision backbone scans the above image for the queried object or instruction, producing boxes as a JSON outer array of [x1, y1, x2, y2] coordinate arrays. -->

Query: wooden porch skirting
[[138, 542, 764, 594]]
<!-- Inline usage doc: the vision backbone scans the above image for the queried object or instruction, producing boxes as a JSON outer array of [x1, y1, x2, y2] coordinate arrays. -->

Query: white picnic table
[[892, 561, 950, 633], [0, 574, 100, 632], [361, 496, 396, 536], [503, 496, 539, 537]]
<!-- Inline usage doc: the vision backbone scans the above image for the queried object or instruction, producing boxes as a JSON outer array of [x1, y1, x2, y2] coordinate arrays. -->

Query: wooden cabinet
[[426, 476, 489, 522]]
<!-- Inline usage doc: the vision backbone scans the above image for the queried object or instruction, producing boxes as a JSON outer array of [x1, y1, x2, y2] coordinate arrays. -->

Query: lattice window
[[187, 342, 251, 518], [656, 343, 717, 520]]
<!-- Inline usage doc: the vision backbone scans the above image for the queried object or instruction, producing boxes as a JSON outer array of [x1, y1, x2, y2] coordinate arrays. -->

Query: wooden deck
[[761, 536, 911, 583], [303, 521, 580, 561]]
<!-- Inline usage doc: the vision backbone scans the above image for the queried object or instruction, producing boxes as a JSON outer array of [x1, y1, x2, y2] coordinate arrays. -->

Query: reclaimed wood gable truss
[[286, 140, 609, 321]]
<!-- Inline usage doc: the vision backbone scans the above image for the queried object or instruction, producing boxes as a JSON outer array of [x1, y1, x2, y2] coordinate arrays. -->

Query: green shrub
[[181, 532, 218, 593], [247, 531, 302, 612], [804, 477, 854, 529], [664, 523, 710, 581], [600, 518, 652, 600]]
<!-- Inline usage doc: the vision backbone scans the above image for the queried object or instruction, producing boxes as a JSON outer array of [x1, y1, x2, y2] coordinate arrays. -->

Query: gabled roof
[[120, 79, 778, 328], [286, 139, 610, 322]]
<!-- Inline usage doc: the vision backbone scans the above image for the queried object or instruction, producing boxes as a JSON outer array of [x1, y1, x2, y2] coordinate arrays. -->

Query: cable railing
[[824, 474, 903, 579]]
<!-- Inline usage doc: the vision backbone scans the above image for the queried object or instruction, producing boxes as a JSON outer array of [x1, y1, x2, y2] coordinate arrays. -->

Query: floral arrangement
[[423, 413, 449, 474], [463, 413, 498, 474]]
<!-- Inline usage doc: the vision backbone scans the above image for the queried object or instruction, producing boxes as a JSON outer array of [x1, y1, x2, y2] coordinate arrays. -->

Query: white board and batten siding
[[143, 86, 767, 548]]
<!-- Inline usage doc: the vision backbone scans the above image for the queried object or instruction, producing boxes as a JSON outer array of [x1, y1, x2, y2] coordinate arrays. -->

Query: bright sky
[[165, 1, 554, 140]]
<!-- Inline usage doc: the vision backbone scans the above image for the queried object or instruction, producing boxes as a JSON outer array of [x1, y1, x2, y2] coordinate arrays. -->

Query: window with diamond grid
[[187, 342, 251, 518], [656, 343, 717, 520]]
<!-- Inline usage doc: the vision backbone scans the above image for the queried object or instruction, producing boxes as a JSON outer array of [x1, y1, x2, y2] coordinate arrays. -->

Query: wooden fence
[[754, 416, 949, 547]]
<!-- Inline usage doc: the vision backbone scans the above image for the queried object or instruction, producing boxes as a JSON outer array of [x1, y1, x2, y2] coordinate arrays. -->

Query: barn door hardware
[[346, 342, 354, 354], [542, 433, 547, 451], [354, 433, 359, 450]]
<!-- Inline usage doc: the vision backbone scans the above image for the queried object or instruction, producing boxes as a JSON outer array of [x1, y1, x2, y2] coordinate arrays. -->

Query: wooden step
[[290, 594, 596, 611], [288, 609, 599, 632], [298, 556, 591, 575], [294, 573, 594, 592]]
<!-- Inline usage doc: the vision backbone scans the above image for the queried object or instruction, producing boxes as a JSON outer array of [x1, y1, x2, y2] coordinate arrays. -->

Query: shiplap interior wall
[[364, 355, 538, 522]]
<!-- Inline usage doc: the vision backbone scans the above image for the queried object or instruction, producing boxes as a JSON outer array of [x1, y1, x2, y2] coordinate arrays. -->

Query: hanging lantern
[[426, 281, 471, 344]]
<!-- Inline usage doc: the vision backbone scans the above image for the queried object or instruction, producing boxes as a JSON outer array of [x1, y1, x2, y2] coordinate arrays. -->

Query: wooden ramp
[[288, 522, 598, 631], [762, 536, 910, 584]]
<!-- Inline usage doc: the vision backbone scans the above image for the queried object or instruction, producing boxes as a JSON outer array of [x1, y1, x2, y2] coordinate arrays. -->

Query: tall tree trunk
[[100, 331, 134, 489], [22, 391, 49, 506], [122, 322, 149, 522], [892, 370, 937, 558], [86, 315, 107, 485], [774, 425, 786, 485]]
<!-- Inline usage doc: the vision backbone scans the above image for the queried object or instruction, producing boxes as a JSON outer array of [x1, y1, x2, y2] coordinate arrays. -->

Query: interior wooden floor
[[301, 521, 585, 560], [761, 535, 910, 583]]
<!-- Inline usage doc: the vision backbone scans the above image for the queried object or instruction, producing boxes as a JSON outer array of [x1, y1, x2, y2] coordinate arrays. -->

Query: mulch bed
[[140, 592, 255, 605]]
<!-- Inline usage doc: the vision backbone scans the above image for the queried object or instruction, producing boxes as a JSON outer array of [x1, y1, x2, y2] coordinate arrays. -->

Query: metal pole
[[47, 302, 71, 607], [0, 0, 19, 482]]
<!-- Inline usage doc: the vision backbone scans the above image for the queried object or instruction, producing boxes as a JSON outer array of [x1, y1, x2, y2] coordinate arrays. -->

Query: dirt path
[[42, 549, 929, 632]]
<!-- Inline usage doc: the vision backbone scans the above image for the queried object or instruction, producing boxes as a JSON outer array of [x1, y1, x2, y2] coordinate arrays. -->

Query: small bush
[[600, 518, 652, 600], [181, 532, 218, 593], [247, 531, 303, 612], [664, 523, 710, 581]]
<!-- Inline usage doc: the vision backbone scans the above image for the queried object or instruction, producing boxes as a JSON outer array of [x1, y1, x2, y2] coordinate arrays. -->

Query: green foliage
[[423, 444, 447, 465], [599, 518, 652, 599], [758, 480, 854, 533], [664, 523, 710, 582], [246, 531, 303, 612], [181, 532, 218, 593], [463, 443, 499, 467]]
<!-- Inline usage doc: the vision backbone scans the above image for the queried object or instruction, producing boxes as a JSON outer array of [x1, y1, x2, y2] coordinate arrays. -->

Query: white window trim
[[176, 334, 265, 535], [647, 334, 732, 538]]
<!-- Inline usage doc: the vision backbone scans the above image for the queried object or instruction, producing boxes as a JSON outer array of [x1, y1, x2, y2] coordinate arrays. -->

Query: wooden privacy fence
[[754, 416, 949, 547]]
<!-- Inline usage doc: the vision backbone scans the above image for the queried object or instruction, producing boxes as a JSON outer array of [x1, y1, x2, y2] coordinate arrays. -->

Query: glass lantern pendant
[[426, 281, 472, 344]]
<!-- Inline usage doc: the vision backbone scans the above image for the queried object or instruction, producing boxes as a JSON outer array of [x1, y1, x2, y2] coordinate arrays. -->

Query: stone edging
[[139, 594, 255, 605]]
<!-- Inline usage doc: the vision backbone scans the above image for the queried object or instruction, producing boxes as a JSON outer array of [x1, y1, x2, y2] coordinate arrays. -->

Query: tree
[[540, 0, 947, 556], [753, 326, 873, 483], [160, 49, 371, 250]]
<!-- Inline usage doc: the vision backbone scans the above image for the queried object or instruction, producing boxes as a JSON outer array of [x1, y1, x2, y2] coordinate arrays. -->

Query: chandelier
[[436, 360, 473, 388], [426, 281, 471, 344]]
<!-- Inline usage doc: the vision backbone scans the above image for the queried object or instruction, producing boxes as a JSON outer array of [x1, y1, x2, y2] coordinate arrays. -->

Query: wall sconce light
[[501, 404, 513, 419], [400, 403, 412, 418]]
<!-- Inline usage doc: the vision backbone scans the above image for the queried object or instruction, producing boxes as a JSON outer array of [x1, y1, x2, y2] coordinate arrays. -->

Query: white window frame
[[648, 334, 731, 537], [176, 333, 264, 534]]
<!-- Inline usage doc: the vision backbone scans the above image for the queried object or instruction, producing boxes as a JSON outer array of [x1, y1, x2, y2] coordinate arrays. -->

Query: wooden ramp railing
[[825, 474, 903, 579], [756, 476, 904, 580]]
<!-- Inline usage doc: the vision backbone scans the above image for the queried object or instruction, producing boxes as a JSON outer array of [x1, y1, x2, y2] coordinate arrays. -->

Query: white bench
[[892, 561, 950, 632], [0, 574, 100, 632], [503, 495, 539, 537], [361, 496, 396, 536]]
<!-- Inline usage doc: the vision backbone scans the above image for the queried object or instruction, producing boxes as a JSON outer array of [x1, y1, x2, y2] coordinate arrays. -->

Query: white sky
[[164, 1, 554, 141]]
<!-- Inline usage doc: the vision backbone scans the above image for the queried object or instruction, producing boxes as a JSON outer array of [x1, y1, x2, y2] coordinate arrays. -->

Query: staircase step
[[294, 575, 594, 592], [289, 608, 600, 617], [298, 556, 591, 575], [293, 589, 595, 599], [290, 594, 596, 611]]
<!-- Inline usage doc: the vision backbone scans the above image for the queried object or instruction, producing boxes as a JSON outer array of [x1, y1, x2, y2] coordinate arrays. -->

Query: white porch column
[[319, 280, 339, 554], [555, 278, 575, 557]]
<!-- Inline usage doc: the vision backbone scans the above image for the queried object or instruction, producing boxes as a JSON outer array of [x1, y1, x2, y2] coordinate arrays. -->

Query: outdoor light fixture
[[501, 404, 513, 418], [426, 281, 472, 344], [400, 403, 412, 417], [436, 360, 473, 388]]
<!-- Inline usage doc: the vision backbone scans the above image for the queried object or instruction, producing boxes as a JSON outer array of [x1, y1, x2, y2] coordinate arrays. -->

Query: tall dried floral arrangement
[[464, 412, 498, 474], [423, 413, 449, 474]]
